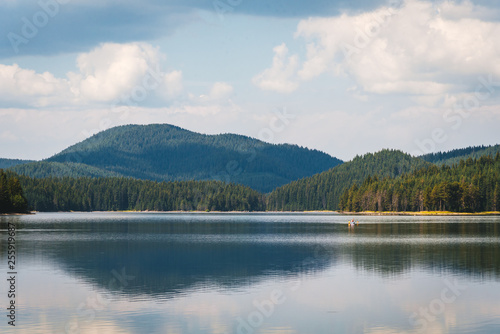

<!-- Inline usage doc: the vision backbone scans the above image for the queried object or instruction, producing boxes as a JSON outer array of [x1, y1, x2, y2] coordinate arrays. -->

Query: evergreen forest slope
[[11, 124, 342, 193], [267, 150, 431, 211]]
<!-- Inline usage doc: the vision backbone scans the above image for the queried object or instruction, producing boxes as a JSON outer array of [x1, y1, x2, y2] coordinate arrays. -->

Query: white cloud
[[257, 0, 500, 97], [437, 0, 499, 21], [0, 130, 18, 142], [0, 64, 71, 107], [163, 70, 183, 98], [252, 43, 299, 93], [0, 99, 244, 159], [71, 42, 161, 101], [209, 82, 234, 100], [191, 82, 234, 103], [0, 42, 184, 107]]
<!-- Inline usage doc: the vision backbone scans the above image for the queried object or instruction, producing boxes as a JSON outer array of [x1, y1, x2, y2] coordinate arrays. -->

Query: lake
[[1, 212, 500, 334]]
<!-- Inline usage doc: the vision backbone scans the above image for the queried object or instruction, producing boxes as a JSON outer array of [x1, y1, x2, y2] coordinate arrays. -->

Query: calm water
[[1, 213, 500, 334]]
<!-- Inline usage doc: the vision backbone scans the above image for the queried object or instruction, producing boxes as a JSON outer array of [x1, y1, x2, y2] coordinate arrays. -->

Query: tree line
[[19, 176, 265, 212], [339, 154, 500, 212], [419, 144, 500, 165], [4, 152, 500, 214], [0, 170, 29, 214], [266, 150, 430, 211]]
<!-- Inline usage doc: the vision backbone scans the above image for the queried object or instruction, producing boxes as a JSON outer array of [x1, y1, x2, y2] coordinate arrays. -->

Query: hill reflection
[[4, 214, 500, 298]]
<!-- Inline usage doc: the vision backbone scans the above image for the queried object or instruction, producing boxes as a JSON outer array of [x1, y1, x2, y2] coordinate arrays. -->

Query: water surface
[[1, 212, 500, 333]]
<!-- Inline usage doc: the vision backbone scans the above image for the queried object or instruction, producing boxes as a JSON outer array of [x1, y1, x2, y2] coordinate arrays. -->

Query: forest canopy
[[0, 169, 29, 214], [4, 150, 500, 214], [19, 177, 265, 212], [339, 154, 500, 213]]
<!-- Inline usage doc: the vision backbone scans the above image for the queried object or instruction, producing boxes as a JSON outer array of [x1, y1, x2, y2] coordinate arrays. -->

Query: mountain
[[419, 144, 500, 165], [11, 124, 342, 193], [0, 158, 34, 169], [267, 149, 431, 211]]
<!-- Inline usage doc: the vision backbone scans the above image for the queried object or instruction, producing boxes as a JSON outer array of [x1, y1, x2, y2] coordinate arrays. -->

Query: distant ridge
[[4, 126, 498, 200], [10, 124, 342, 193], [267, 149, 431, 211], [0, 158, 34, 169], [12, 161, 122, 179], [419, 144, 500, 165]]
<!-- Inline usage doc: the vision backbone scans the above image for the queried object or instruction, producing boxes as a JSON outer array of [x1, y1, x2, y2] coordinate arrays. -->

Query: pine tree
[[494, 182, 499, 212]]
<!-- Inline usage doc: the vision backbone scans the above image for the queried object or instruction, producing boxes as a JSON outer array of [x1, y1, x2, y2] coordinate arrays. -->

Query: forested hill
[[0, 158, 34, 169], [419, 144, 500, 165], [11, 124, 342, 193], [340, 154, 500, 213], [266, 150, 431, 211], [11, 161, 123, 179]]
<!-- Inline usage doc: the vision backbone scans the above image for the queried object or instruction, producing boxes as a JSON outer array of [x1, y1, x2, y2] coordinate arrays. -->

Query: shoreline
[[22, 210, 500, 216], [339, 211, 500, 216]]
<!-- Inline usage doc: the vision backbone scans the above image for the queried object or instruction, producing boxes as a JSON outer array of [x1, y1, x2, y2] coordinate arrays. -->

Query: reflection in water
[[1, 213, 500, 334]]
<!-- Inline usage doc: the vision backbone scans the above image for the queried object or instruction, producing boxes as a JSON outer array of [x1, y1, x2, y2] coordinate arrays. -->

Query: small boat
[[348, 220, 359, 226]]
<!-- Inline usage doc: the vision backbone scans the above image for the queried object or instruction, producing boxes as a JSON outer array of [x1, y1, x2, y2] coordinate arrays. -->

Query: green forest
[[19, 177, 265, 212], [266, 150, 431, 211], [12, 124, 341, 193], [3, 147, 500, 214], [419, 144, 500, 166], [0, 170, 29, 214], [339, 154, 500, 212]]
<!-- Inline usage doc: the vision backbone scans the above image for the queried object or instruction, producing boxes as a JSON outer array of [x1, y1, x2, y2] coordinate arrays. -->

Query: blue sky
[[1, 0, 500, 160]]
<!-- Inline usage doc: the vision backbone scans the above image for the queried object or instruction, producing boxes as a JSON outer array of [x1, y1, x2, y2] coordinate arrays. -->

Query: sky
[[1, 0, 500, 161]]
